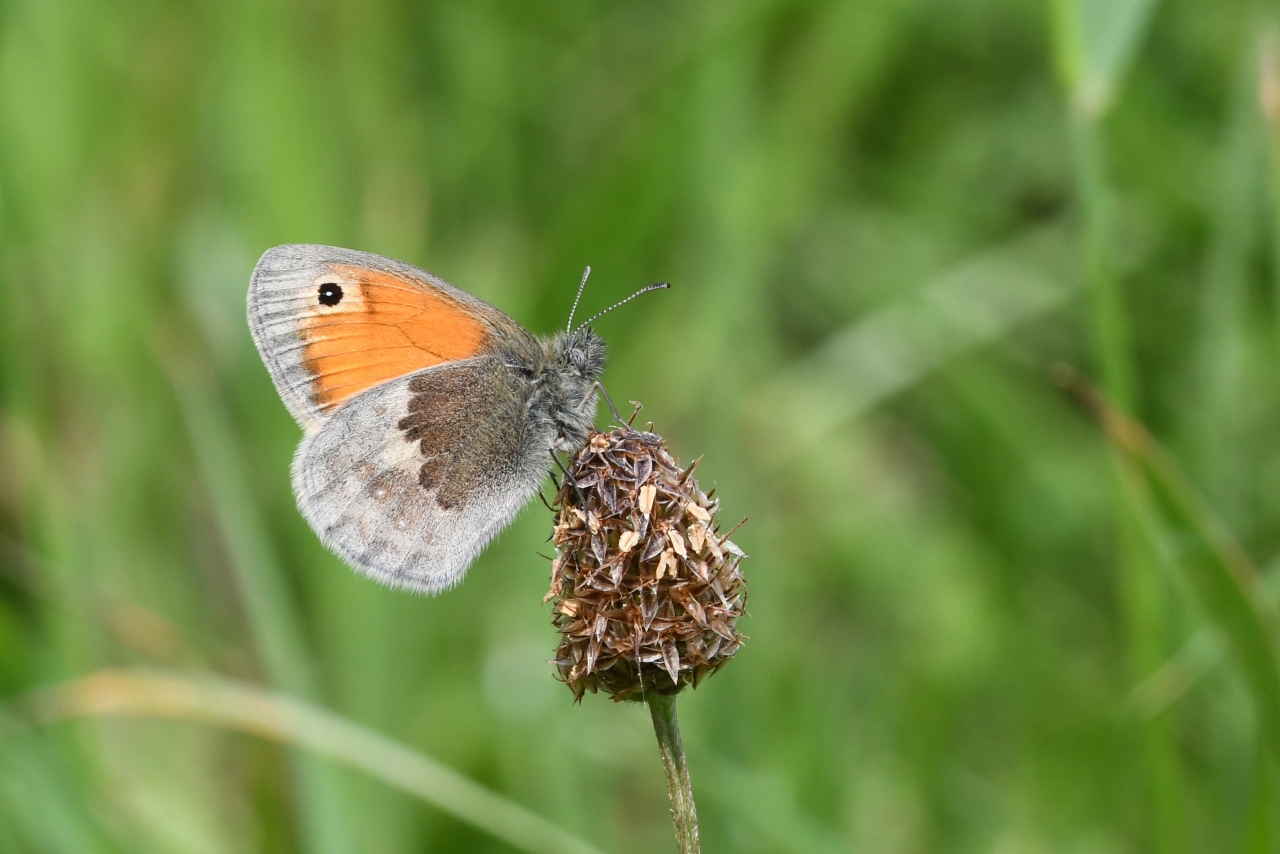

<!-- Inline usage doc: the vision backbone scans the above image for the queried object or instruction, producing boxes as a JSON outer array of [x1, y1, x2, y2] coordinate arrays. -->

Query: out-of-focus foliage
[[0, 0, 1278, 851]]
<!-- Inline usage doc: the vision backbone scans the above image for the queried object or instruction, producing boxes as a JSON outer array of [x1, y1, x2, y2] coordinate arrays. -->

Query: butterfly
[[247, 245, 665, 594]]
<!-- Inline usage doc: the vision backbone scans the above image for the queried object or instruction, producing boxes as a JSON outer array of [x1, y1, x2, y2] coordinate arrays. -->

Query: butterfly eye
[[317, 282, 343, 306]]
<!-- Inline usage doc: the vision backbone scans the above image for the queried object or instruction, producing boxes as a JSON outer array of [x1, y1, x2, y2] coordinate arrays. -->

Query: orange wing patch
[[300, 265, 490, 410]]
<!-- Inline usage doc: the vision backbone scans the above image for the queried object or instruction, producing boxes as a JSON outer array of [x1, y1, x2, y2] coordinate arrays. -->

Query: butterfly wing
[[247, 245, 549, 593], [291, 355, 549, 594], [247, 244, 532, 432]]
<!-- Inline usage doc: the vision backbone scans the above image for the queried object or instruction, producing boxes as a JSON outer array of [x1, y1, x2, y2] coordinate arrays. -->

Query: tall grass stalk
[[1052, 1, 1186, 848], [173, 369, 357, 854], [1072, 117, 1188, 854], [1068, 377, 1280, 754], [1262, 28, 1280, 373]]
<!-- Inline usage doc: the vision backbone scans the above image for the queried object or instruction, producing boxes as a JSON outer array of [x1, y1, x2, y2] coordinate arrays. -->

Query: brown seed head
[[547, 425, 747, 702]]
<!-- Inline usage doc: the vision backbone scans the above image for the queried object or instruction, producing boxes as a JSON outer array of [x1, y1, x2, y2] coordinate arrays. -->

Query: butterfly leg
[[589, 380, 625, 425], [548, 447, 587, 506], [550, 446, 573, 480]]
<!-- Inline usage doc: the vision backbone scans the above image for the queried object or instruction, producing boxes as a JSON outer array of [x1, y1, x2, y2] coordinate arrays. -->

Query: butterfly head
[[563, 325, 607, 382], [529, 271, 666, 451], [533, 326, 607, 450]]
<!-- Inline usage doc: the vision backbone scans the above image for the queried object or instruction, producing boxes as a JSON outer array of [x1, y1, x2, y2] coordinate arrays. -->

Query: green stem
[[1069, 103, 1187, 853], [647, 692, 701, 854], [1070, 110, 1134, 411]]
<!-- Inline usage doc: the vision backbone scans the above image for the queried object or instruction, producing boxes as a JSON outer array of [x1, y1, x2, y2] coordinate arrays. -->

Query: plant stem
[[1067, 96, 1187, 854], [647, 692, 700, 854], [1069, 110, 1133, 411]]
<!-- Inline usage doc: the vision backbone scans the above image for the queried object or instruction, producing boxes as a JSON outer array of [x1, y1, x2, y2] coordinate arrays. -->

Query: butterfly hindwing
[[290, 357, 548, 593]]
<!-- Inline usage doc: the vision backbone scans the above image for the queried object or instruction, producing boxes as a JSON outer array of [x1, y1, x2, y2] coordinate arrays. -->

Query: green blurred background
[[2, 0, 1280, 851]]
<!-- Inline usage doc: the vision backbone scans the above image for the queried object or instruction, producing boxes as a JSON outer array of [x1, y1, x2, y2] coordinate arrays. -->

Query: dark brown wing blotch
[[397, 360, 528, 510]]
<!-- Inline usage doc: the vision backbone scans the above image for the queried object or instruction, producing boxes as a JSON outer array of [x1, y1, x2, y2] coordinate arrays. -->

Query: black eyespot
[[317, 282, 343, 306]]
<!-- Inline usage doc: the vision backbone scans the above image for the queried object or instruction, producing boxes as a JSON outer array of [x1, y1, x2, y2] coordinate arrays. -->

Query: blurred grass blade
[[1053, 3, 1179, 842], [172, 371, 313, 692], [0, 719, 119, 854], [1190, 41, 1267, 513], [694, 751, 845, 854], [1127, 627, 1226, 719], [15, 668, 606, 854], [1051, 0, 1160, 116], [171, 365, 357, 854], [1068, 374, 1280, 753], [1242, 750, 1275, 854], [1260, 26, 1280, 371], [748, 224, 1076, 453]]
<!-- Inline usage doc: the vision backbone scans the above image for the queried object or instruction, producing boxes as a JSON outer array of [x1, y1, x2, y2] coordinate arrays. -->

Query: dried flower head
[[547, 424, 746, 702]]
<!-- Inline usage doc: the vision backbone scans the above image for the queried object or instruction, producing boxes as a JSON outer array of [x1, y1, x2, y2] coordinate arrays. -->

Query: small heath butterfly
[[247, 245, 665, 594]]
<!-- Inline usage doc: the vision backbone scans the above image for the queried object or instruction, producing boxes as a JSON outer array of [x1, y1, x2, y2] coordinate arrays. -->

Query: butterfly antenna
[[574, 282, 670, 332], [566, 266, 591, 332]]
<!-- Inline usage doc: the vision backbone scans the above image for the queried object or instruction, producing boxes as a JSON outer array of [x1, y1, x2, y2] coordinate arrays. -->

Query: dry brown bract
[[547, 426, 746, 702]]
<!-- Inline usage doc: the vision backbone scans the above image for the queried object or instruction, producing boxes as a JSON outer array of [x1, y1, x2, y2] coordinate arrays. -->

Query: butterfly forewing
[[248, 244, 523, 429]]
